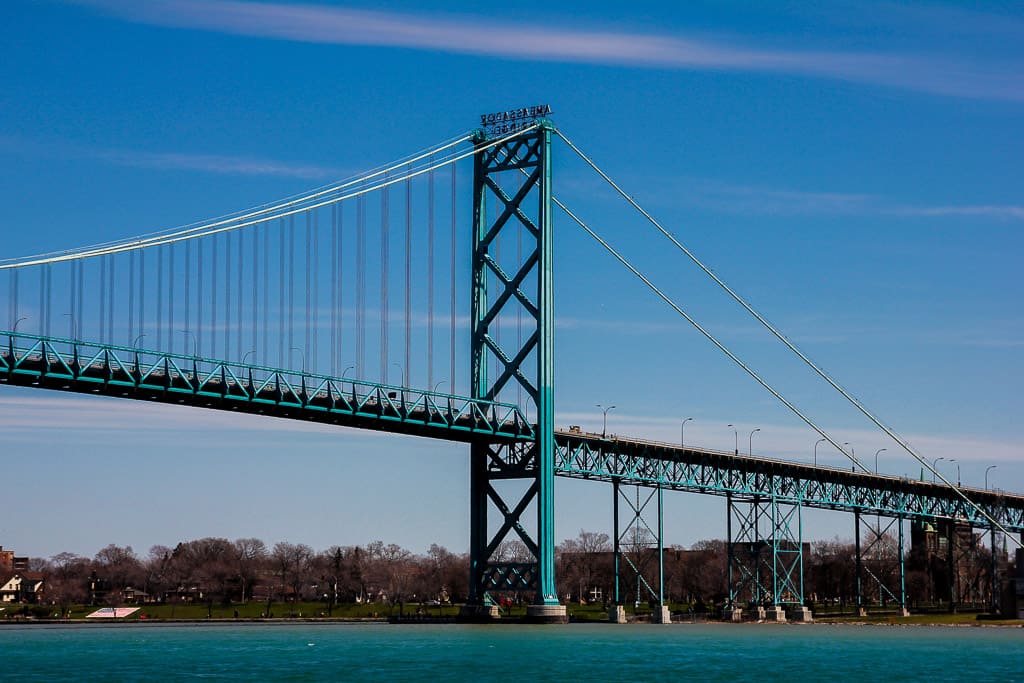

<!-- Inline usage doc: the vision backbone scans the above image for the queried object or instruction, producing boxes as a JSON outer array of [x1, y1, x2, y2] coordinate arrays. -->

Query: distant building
[[0, 572, 45, 603], [0, 546, 30, 574]]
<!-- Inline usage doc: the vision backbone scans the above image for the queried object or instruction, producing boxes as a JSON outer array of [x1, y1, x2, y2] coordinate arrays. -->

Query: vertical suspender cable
[[197, 240, 203, 355], [137, 251, 143, 343], [99, 255, 107, 343], [45, 264, 53, 337], [337, 200, 343, 375], [211, 234, 218, 359], [263, 222, 269, 366], [357, 194, 365, 376], [184, 242, 191, 354], [225, 232, 232, 361], [237, 227, 243, 362], [381, 174, 390, 383], [331, 204, 338, 377], [166, 247, 172, 354], [427, 165, 435, 390], [156, 245, 164, 350], [278, 218, 285, 369], [450, 161, 456, 393], [77, 260, 83, 340], [312, 210, 319, 374], [404, 170, 412, 390], [305, 212, 312, 372], [288, 215, 295, 369], [129, 252, 136, 344], [251, 225, 258, 363], [38, 267, 45, 338]]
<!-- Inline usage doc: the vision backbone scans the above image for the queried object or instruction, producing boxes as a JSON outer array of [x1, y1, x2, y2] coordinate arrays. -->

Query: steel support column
[[855, 510, 863, 614], [465, 120, 562, 618]]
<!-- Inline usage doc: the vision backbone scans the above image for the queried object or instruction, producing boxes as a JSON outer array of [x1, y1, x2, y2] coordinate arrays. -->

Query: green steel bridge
[[2, 111, 1020, 621]]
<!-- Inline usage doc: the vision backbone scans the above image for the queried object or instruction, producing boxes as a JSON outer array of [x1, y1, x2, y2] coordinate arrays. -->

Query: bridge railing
[[1, 332, 533, 441]]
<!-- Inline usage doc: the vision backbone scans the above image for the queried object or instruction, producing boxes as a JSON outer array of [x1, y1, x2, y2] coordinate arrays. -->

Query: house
[[0, 572, 45, 604]]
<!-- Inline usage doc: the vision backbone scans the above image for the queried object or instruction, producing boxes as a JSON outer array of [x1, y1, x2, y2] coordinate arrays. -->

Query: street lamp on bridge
[[814, 438, 827, 466], [727, 424, 738, 455], [949, 458, 960, 486], [986, 465, 998, 490], [748, 428, 760, 456], [874, 448, 887, 474], [932, 456, 944, 483], [681, 417, 693, 450], [597, 404, 615, 439]]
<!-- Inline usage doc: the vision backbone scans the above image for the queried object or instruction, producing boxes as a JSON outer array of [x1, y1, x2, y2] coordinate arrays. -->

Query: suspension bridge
[[2, 108, 1022, 623]]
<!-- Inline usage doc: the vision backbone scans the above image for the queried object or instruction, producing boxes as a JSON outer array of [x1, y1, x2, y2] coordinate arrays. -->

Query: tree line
[[24, 528, 1001, 614]]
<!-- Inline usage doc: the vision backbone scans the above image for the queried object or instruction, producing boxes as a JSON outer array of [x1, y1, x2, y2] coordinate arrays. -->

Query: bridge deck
[[554, 431, 1024, 531], [3, 333, 1021, 532]]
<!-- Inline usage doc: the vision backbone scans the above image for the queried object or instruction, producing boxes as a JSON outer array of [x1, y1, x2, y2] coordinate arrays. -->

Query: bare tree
[[233, 538, 267, 604]]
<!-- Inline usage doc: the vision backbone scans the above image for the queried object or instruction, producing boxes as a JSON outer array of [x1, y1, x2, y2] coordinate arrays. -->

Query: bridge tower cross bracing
[[465, 119, 565, 621]]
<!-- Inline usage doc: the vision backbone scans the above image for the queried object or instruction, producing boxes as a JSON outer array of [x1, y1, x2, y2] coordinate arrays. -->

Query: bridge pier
[[610, 480, 668, 623], [727, 493, 805, 619]]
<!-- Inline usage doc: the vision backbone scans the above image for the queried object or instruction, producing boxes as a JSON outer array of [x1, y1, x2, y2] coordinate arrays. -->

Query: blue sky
[[1, 0, 1021, 559]]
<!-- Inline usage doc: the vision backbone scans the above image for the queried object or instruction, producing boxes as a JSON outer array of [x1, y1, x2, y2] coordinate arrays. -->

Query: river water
[[0, 622, 1020, 681]]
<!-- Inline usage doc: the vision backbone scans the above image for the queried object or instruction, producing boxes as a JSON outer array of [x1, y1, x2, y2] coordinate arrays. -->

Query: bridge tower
[[462, 113, 566, 622]]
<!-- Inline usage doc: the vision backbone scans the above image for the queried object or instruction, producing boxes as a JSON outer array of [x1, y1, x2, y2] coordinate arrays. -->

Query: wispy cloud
[[97, 148, 344, 180], [640, 176, 1024, 221], [892, 205, 1024, 220], [69, 0, 1024, 102], [0, 134, 344, 180]]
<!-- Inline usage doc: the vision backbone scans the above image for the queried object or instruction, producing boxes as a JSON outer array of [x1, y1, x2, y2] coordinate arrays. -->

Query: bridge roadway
[[3, 333, 1022, 533]]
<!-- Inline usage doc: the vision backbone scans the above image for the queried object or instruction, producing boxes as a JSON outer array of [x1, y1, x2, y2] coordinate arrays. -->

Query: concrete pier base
[[609, 605, 627, 624], [723, 606, 743, 622], [457, 604, 500, 622], [857, 607, 868, 618], [652, 606, 672, 624], [897, 607, 911, 617], [789, 606, 813, 622], [525, 604, 568, 624], [765, 606, 787, 622], [749, 606, 767, 622]]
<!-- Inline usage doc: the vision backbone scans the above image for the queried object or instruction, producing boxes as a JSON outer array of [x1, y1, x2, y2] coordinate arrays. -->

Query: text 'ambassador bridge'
[[2, 107, 1022, 623]]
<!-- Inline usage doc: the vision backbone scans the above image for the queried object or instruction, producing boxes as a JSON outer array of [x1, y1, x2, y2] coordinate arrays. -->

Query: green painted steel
[[0, 332, 532, 442], [466, 120, 559, 606], [554, 432, 1024, 531]]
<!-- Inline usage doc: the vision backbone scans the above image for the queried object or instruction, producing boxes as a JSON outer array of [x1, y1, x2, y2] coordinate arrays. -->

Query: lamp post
[[681, 417, 693, 450], [814, 438, 827, 466], [132, 334, 147, 376], [342, 365, 355, 401], [597, 404, 616, 438], [949, 459, 960, 486], [727, 424, 738, 455], [12, 316, 28, 334], [748, 428, 760, 456], [180, 330, 197, 355], [874, 448, 887, 474], [985, 465, 997, 490], [241, 350, 256, 395], [932, 457, 944, 483]]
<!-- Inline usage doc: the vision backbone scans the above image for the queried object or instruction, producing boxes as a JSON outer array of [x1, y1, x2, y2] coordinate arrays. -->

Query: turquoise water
[[0, 623, 1020, 681]]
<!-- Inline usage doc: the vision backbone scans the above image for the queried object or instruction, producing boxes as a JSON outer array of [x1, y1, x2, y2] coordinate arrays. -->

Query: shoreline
[[0, 617, 1020, 629]]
